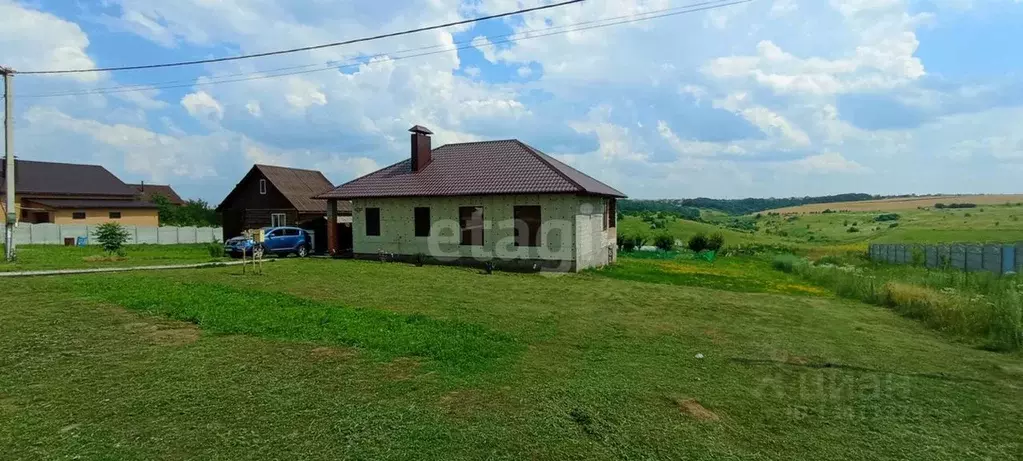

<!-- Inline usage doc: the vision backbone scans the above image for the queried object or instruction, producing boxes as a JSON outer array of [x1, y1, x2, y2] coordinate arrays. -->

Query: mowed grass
[[0, 244, 225, 272], [2, 259, 1022, 459]]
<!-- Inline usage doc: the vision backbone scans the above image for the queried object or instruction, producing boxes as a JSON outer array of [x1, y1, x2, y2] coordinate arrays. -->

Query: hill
[[765, 194, 1023, 214], [619, 194, 876, 216]]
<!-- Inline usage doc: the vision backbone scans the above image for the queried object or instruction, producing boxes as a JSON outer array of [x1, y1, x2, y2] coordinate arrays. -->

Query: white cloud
[[181, 91, 224, 121], [245, 100, 262, 117], [464, 66, 481, 78], [0, 0, 100, 82], [517, 66, 533, 78], [657, 121, 746, 157], [470, 36, 499, 63], [788, 152, 868, 174]]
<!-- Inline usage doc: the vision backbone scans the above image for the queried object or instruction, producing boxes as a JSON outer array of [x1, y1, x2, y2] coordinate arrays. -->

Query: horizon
[[3, 0, 1023, 203]]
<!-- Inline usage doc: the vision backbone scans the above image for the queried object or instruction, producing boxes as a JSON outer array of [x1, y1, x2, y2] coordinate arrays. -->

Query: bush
[[207, 240, 223, 258], [874, 213, 900, 222], [706, 232, 725, 252], [771, 254, 806, 273], [93, 222, 131, 255], [686, 233, 708, 252], [888, 223, 899, 228], [619, 235, 648, 252], [847, 226, 860, 233], [654, 234, 676, 251]]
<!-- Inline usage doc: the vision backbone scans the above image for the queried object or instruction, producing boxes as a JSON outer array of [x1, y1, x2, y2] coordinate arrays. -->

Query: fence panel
[[982, 245, 1002, 273], [10, 223, 223, 245], [871, 241, 1021, 275]]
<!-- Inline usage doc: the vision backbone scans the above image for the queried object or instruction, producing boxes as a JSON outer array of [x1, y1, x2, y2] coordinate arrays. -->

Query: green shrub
[[207, 240, 223, 258], [654, 234, 676, 252], [771, 254, 806, 273], [686, 233, 708, 252], [93, 222, 131, 255], [889, 223, 899, 228], [706, 232, 725, 252], [874, 213, 900, 222], [847, 226, 860, 233]]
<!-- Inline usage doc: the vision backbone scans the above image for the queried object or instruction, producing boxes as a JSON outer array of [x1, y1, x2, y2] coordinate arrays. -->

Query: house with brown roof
[[129, 183, 185, 206], [0, 160, 159, 226], [315, 125, 626, 272], [216, 164, 347, 249]]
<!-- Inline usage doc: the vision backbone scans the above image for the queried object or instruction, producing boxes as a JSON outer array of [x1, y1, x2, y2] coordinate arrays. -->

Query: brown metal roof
[[316, 140, 626, 199], [27, 198, 159, 209], [128, 183, 185, 205], [254, 164, 338, 213], [0, 160, 137, 197]]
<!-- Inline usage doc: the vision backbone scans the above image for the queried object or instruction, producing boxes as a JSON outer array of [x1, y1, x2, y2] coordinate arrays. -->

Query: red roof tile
[[316, 140, 626, 199]]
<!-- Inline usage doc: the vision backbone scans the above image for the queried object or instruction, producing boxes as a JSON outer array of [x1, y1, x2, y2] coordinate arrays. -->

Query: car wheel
[[296, 245, 309, 258]]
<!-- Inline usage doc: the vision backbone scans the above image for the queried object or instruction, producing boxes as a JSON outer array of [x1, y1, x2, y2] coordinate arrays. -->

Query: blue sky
[[2, 0, 1022, 203]]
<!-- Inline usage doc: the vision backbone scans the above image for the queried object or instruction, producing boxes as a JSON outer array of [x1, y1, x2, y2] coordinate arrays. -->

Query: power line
[[19, 0, 750, 99], [17, 0, 586, 75]]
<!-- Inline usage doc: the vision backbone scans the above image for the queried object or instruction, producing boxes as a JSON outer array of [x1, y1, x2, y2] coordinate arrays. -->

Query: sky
[[2, 0, 1022, 203]]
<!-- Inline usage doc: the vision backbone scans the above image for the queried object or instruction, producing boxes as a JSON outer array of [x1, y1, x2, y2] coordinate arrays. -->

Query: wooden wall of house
[[219, 169, 294, 238]]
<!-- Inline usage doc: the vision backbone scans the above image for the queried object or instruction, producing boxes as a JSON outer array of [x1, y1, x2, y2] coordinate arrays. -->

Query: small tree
[[706, 232, 725, 252], [687, 232, 708, 252], [94, 222, 131, 255], [654, 234, 676, 251]]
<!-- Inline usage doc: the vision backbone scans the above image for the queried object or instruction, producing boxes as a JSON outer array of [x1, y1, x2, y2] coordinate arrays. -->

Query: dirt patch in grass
[[676, 398, 720, 421], [703, 329, 728, 344], [310, 346, 358, 360], [149, 327, 201, 346], [123, 321, 200, 346], [381, 357, 423, 381], [83, 255, 128, 263]]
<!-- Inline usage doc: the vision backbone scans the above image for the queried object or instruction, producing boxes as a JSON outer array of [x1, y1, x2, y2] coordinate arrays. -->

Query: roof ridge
[[254, 163, 325, 174], [8, 159, 106, 168], [513, 140, 585, 193]]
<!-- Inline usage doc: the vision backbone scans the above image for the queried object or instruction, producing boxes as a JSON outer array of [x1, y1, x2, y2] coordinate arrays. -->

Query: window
[[259, 179, 267, 195], [605, 198, 616, 230], [414, 207, 431, 237], [109, 211, 122, 219], [281, 228, 300, 236], [513, 206, 541, 247], [72, 211, 86, 220], [459, 206, 484, 246], [271, 213, 286, 227], [365, 208, 380, 236]]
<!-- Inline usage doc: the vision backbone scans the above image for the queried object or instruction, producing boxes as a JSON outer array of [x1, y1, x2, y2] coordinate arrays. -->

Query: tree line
[[619, 193, 878, 216]]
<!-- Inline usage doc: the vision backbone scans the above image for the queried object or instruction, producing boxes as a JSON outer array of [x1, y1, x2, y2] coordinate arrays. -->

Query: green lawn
[[0, 244, 226, 272], [2, 258, 1021, 459]]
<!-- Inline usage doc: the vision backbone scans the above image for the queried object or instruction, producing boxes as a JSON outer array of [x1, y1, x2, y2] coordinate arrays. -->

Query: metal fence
[[869, 242, 1023, 274], [11, 223, 223, 245]]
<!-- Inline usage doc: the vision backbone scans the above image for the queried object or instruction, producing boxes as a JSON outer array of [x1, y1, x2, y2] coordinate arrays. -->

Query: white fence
[[12, 223, 223, 245]]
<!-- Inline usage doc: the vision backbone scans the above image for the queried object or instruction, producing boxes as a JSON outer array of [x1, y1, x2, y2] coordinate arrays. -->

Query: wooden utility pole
[[2, 67, 14, 262]]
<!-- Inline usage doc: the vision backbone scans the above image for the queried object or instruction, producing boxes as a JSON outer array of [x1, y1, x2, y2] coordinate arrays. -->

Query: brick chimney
[[409, 125, 433, 172]]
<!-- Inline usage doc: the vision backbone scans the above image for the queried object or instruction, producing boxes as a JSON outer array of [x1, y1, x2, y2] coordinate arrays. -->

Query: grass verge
[[774, 255, 1023, 351]]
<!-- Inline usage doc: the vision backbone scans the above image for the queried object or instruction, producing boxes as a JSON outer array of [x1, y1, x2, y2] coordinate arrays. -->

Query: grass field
[[0, 244, 226, 272], [2, 258, 1021, 459], [765, 194, 1023, 214], [619, 202, 1023, 248]]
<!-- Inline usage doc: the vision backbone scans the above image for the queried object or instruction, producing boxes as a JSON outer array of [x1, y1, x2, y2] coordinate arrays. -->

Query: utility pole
[[2, 67, 14, 262]]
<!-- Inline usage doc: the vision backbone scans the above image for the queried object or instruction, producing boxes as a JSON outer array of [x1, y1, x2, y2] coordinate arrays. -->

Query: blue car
[[224, 227, 312, 258]]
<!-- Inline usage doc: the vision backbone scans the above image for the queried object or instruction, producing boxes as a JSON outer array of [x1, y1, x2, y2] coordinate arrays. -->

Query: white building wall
[[350, 194, 618, 271], [352, 194, 578, 268], [575, 196, 617, 271]]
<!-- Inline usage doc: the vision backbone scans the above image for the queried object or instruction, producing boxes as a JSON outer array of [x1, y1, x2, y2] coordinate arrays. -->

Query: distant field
[[766, 194, 1023, 214]]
